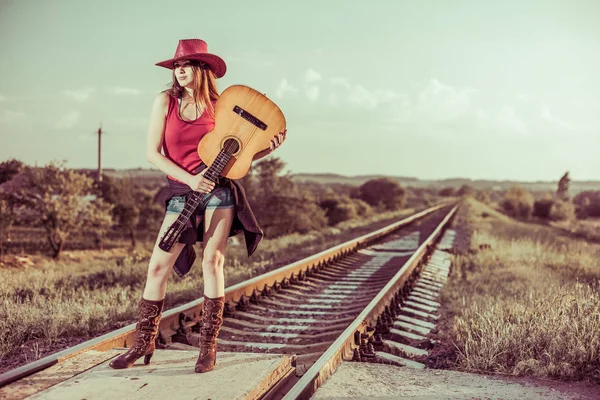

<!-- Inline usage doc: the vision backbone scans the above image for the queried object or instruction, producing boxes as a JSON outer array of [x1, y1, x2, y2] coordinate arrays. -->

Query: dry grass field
[[432, 198, 600, 382], [0, 206, 423, 373]]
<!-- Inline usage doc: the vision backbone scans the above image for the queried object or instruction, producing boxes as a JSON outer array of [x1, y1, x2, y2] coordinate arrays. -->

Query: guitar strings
[[166, 99, 281, 247], [186, 104, 274, 214], [167, 122, 270, 244]]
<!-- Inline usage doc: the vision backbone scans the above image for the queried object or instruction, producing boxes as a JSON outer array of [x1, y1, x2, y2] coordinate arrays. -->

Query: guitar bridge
[[233, 105, 267, 130]]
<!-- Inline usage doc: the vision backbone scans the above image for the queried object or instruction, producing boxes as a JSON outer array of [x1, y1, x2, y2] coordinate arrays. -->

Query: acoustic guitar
[[158, 85, 286, 252]]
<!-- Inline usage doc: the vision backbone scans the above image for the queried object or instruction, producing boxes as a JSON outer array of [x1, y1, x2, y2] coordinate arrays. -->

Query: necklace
[[178, 97, 204, 124]]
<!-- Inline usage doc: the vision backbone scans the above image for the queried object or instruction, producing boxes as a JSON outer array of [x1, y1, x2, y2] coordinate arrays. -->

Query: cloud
[[496, 106, 529, 135], [515, 94, 580, 136], [303, 69, 323, 102], [380, 79, 499, 138], [383, 78, 494, 138], [318, 74, 405, 109], [55, 110, 81, 130], [275, 78, 299, 99], [413, 79, 479, 122], [390, 79, 587, 139], [0, 110, 25, 123], [282, 69, 585, 140], [228, 53, 274, 68], [64, 88, 96, 102], [111, 117, 147, 128], [340, 84, 405, 110], [306, 86, 320, 102], [328, 92, 339, 106], [106, 86, 143, 96], [305, 68, 322, 84], [330, 77, 351, 89], [282, 70, 404, 109], [0, 94, 6, 101], [347, 85, 379, 108], [539, 105, 574, 131]]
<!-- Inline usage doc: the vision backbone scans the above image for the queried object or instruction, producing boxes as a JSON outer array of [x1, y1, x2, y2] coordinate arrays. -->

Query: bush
[[353, 199, 373, 217], [326, 203, 357, 225], [358, 178, 406, 211], [533, 199, 553, 219], [501, 186, 534, 219], [573, 191, 600, 218], [439, 187, 456, 197], [257, 194, 328, 237], [549, 200, 575, 221], [458, 184, 475, 196], [474, 191, 491, 204], [319, 196, 371, 226]]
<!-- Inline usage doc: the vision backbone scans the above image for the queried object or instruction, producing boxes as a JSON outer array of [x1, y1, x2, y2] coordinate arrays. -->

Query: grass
[[553, 218, 600, 243], [434, 198, 600, 381], [0, 205, 423, 372]]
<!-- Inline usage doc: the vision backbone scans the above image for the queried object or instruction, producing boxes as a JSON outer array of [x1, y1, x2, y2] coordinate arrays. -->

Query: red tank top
[[163, 94, 216, 182]]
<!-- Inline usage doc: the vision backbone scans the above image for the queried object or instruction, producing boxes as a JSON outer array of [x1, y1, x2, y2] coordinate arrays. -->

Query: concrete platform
[[312, 361, 595, 399], [2, 349, 294, 400]]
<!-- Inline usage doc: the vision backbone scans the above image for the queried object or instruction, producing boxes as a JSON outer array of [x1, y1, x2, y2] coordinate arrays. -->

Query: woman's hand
[[269, 129, 287, 152], [186, 170, 215, 193]]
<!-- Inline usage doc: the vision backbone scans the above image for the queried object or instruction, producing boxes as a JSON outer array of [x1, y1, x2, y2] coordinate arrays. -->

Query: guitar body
[[197, 85, 286, 179], [159, 85, 285, 252]]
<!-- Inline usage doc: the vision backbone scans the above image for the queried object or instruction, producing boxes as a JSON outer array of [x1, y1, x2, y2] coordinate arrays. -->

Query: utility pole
[[97, 124, 103, 182]]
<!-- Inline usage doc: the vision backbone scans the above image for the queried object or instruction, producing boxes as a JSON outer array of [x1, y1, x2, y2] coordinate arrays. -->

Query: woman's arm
[[145, 92, 195, 185], [252, 147, 273, 161], [252, 129, 287, 161]]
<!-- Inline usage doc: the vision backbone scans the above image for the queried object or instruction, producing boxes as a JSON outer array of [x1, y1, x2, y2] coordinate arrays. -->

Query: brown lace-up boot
[[109, 297, 165, 369], [194, 295, 225, 373]]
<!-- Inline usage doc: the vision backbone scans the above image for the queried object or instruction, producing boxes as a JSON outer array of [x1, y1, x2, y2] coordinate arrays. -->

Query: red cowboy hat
[[155, 39, 227, 78]]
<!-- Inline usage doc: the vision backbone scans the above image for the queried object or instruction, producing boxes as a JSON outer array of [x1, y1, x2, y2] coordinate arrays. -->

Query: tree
[[244, 157, 328, 237], [0, 194, 17, 261], [358, 178, 406, 211], [96, 176, 141, 247], [0, 159, 24, 185], [15, 163, 114, 258], [252, 157, 295, 200], [557, 171, 570, 201], [90, 199, 116, 250], [457, 184, 475, 196], [113, 203, 141, 247]]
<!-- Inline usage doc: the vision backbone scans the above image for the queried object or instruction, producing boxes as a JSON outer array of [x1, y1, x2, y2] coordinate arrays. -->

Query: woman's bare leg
[[201, 207, 234, 298], [143, 212, 186, 300]]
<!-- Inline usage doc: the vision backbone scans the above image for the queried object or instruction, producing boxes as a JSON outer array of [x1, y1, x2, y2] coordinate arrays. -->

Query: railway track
[[0, 201, 459, 399]]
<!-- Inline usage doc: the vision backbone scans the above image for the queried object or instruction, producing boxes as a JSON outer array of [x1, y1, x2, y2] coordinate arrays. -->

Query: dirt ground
[[312, 362, 600, 399]]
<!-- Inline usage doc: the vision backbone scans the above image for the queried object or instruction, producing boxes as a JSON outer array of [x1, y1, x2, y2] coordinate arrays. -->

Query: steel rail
[[0, 201, 454, 388], [281, 203, 460, 400]]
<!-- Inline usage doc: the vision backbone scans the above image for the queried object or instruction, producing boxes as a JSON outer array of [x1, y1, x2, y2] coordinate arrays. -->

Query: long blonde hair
[[166, 61, 219, 117]]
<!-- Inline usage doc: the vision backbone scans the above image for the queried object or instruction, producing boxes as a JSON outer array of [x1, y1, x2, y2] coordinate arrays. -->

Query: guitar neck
[[178, 150, 233, 223], [158, 149, 233, 252], [203, 150, 233, 183]]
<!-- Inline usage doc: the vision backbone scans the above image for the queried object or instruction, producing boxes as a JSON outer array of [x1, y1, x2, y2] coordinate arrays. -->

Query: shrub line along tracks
[[0, 201, 459, 399]]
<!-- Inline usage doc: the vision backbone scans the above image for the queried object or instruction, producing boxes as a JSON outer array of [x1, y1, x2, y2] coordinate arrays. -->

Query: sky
[[0, 0, 599, 181]]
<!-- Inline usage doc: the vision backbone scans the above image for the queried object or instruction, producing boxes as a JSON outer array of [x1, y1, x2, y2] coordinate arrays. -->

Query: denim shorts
[[166, 186, 235, 214]]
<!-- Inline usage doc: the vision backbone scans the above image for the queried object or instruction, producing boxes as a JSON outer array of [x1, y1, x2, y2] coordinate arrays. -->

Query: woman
[[109, 39, 286, 373]]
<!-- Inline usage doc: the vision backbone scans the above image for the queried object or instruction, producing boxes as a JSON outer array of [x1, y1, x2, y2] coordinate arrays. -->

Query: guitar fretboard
[[158, 149, 234, 252]]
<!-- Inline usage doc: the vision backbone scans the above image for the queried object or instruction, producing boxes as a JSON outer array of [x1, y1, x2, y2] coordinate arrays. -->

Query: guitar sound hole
[[222, 138, 240, 155]]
